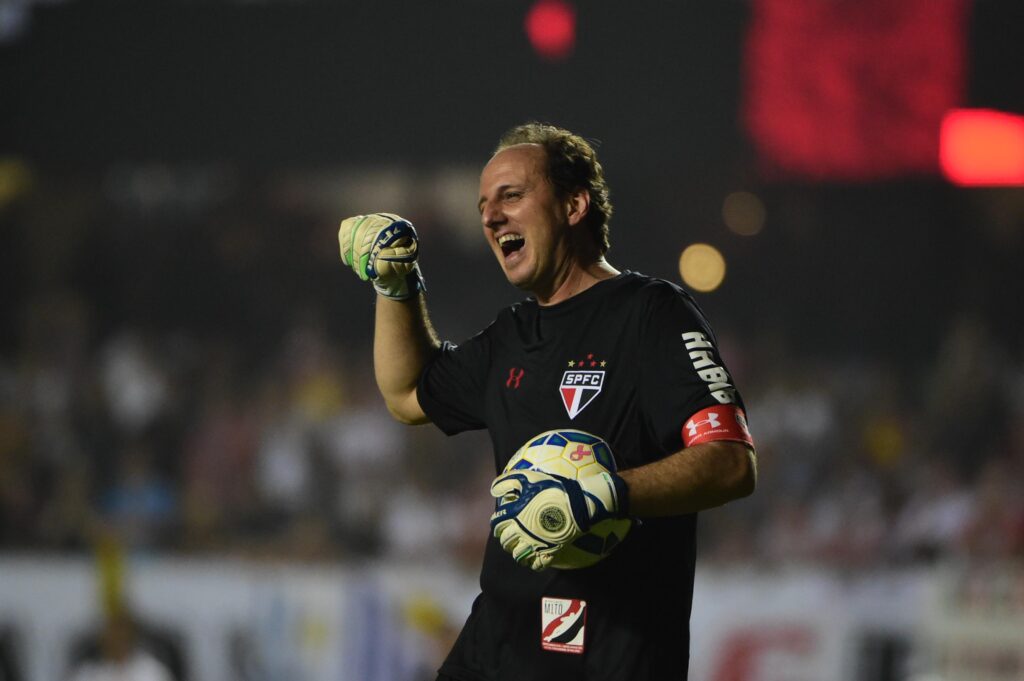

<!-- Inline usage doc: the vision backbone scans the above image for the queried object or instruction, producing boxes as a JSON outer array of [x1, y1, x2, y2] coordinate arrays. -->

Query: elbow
[[385, 401, 418, 425], [383, 393, 430, 426], [389, 408, 429, 426], [386, 404, 415, 425], [722, 443, 757, 502], [733, 445, 757, 499]]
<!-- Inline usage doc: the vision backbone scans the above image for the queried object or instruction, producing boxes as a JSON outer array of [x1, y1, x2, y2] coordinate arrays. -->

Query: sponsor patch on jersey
[[541, 597, 586, 654], [559, 371, 604, 419], [681, 331, 737, 404], [682, 405, 754, 448]]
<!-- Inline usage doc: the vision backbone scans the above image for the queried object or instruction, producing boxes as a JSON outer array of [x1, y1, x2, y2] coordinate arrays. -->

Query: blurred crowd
[[0, 292, 495, 568], [1, 164, 1022, 570], [704, 316, 1024, 568]]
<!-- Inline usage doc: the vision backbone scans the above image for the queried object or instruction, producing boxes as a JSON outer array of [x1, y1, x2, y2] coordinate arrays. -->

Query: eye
[[504, 191, 523, 202]]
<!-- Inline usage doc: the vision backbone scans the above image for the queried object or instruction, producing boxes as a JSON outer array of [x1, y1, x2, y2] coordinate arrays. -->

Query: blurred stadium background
[[2, 0, 1023, 679]]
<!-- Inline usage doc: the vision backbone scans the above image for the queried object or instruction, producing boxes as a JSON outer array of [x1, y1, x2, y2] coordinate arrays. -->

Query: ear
[[565, 188, 590, 227]]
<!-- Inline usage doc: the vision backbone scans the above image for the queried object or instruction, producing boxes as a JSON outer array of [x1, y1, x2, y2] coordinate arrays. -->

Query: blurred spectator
[[924, 315, 1011, 468], [759, 497, 817, 565], [180, 359, 258, 551], [960, 456, 1024, 560], [892, 458, 973, 562], [0, 624, 24, 681], [100, 333, 170, 436], [66, 611, 178, 681], [35, 460, 98, 550], [101, 441, 177, 550]]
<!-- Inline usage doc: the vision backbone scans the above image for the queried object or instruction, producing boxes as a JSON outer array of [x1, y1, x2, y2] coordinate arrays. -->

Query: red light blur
[[743, 0, 970, 181], [525, 0, 575, 62], [940, 109, 1024, 186]]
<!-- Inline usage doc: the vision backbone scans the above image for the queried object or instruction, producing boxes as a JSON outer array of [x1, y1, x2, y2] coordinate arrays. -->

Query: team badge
[[541, 597, 586, 654], [560, 353, 606, 419]]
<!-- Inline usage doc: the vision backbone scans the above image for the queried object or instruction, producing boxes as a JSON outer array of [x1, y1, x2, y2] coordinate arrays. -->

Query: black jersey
[[417, 271, 751, 681]]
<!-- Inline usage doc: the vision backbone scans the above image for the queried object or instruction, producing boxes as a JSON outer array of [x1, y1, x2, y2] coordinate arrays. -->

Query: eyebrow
[[478, 183, 516, 213]]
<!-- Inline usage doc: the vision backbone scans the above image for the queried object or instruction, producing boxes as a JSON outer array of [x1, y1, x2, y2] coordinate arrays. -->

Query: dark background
[[3, 1, 1023, 358]]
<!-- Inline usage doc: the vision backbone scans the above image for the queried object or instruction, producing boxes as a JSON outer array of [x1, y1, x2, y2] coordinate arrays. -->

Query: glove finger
[[513, 543, 538, 566], [374, 235, 418, 280], [498, 526, 538, 565], [338, 215, 376, 280], [377, 240, 418, 262], [496, 523, 522, 553], [490, 474, 524, 500], [337, 215, 364, 267], [374, 258, 415, 280], [490, 514, 512, 538], [528, 551, 554, 572]]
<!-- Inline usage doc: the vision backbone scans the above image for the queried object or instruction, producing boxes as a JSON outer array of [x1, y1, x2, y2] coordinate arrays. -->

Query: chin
[[501, 265, 536, 291], [502, 270, 529, 289]]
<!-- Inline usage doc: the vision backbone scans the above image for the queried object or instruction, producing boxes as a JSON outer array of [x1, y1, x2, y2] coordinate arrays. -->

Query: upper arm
[[637, 283, 754, 457], [416, 334, 492, 435]]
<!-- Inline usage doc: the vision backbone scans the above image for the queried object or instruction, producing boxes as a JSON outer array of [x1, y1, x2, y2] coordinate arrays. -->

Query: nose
[[481, 200, 506, 231]]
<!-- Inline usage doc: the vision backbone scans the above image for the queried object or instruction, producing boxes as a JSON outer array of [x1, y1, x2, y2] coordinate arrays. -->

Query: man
[[338, 122, 756, 681]]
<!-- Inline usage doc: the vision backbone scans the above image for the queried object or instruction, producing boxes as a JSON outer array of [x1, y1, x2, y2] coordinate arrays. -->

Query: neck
[[535, 256, 620, 306]]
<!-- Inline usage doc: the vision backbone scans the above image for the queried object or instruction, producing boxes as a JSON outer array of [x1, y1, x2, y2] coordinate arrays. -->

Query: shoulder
[[606, 270, 688, 298], [492, 298, 538, 330], [443, 301, 533, 356], [499, 298, 533, 320], [619, 271, 706, 320]]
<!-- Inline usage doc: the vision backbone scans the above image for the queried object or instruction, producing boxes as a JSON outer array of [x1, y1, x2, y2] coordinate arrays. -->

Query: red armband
[[682, 405, 754, 448]]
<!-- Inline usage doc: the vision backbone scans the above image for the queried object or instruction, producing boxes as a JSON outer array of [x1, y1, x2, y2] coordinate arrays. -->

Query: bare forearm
[[619, 441, 757, 517], [373, 294, 440, 424]]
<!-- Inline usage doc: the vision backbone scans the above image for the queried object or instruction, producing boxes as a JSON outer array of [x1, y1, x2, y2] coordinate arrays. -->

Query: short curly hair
[[496, 122, 613, 255]]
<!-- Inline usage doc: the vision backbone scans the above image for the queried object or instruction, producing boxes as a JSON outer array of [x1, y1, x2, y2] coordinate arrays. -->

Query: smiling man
[[476, 139, 615, 303], [338, 122, 757, 681]]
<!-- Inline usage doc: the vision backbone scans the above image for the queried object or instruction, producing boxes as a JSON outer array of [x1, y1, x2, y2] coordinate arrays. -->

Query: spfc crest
[[560, 370, 604, 419]]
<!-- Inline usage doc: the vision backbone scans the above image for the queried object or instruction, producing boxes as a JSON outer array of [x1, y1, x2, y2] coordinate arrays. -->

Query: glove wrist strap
[[577, 471, 630, 525], [611, 472, 630, 518]]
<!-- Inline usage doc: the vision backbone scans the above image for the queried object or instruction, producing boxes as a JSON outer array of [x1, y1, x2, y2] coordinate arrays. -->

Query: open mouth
[[499, 233, 525, 258]]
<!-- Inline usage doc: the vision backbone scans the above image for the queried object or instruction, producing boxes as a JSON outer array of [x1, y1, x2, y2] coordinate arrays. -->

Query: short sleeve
[[638, 283, 753, 455], [417, 332, 492, 435]]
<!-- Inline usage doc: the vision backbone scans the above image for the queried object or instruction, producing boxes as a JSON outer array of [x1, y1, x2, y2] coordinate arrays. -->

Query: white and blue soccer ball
[[503, 429, 632, 569]]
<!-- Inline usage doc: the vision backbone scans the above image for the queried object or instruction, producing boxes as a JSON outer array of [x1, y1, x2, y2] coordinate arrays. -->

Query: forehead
[[480, 143, 547, 189]]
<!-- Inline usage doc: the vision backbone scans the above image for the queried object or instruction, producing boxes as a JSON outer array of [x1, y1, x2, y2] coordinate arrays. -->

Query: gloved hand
[[338, 213, 425, 300], [489, 469, 627, 571]]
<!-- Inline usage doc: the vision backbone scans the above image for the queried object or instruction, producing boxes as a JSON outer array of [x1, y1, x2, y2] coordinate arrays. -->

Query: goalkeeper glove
[[338, 213, 425, 300], [489, 469, 628, 571]]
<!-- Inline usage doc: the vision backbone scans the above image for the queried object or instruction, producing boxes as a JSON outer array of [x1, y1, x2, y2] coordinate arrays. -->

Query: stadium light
[[722, 191, 766, 236], [940, 109, 1024, 186], [525, 0, 576, 62], [679, 243, 726, 293]]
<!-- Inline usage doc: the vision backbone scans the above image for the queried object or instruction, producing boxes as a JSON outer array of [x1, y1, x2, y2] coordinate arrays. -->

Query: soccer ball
[[503, 429, 632, 569]]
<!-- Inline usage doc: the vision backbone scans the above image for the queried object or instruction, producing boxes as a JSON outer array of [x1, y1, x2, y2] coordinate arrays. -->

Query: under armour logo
[[506, 367, 525, 389], [686, 412, 720, 438]]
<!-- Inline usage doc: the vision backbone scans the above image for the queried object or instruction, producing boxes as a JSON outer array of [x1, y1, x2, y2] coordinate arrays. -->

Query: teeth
[[498, 234, 524, 245]]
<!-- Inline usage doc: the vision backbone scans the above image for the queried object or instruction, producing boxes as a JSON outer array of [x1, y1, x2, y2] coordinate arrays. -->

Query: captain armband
[[681, 405, 754, 448]]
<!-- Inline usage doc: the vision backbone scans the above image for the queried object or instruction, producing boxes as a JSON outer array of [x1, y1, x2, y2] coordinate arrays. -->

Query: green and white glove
[[338, 213, 425, 300], [489, 469, 628, 571]]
